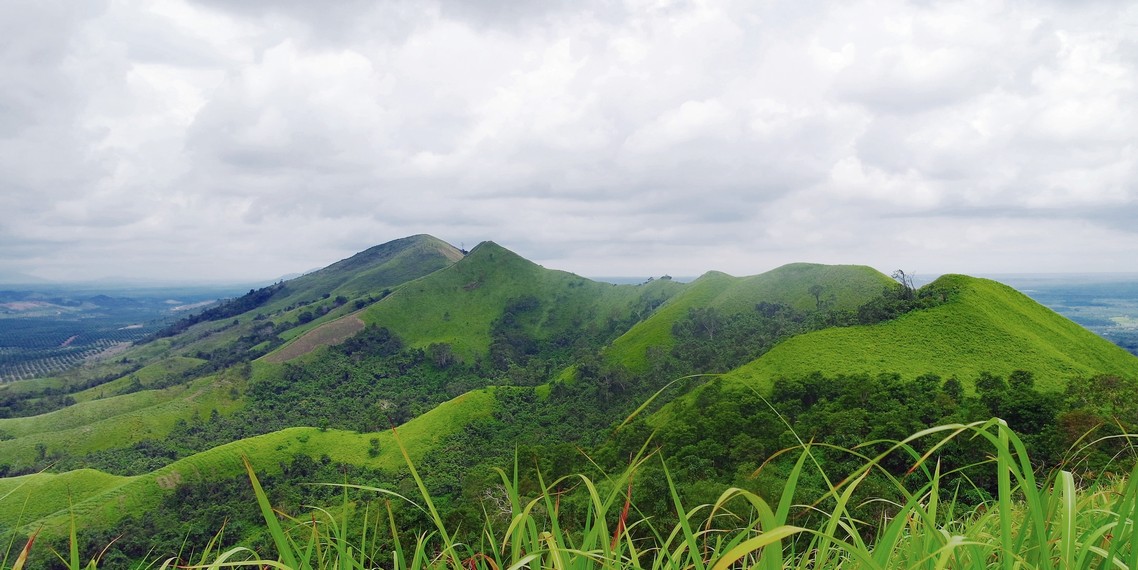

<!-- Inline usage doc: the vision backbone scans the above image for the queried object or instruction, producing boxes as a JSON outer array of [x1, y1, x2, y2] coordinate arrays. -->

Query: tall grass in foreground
[[5, 418, 1137, 569]]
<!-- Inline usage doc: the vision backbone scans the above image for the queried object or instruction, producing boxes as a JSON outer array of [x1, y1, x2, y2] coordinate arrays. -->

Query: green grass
[[3, 388, 496, 539], [12, 418, 1135, 569], [353, 242, 685, 361], [0, 470, 131, 532], [606, 263, 894, 372], [0, 374, 243, 470], [255, 234, 463, 318], [719, 275, 1138, 394], [191, 421, 1138, 569], [67, 356, 207, 403], [0, 389, 176, 440]]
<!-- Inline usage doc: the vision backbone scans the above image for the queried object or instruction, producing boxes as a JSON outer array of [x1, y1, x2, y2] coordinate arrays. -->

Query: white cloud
[[1, 0, 1137, 282]]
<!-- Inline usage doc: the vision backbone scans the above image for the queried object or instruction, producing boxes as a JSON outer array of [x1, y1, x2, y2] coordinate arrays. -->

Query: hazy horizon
[[4, 248, 1138, 291]]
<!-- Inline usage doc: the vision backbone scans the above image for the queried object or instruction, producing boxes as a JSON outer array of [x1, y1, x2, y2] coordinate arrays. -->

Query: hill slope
[[5, 238, 1138, 555], [0, 237, 466, 473], [0, 374, 242, 469], [1, 388, 495, 538], [352, 241, 685, 362], [272, 234, 464, 305], [605, 263, 895, 372], [145, 234, 462, 361], [719, 274, 1138, 393]]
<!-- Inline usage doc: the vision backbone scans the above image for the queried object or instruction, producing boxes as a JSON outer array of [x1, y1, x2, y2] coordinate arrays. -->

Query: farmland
[[0, 284, 246, 383]]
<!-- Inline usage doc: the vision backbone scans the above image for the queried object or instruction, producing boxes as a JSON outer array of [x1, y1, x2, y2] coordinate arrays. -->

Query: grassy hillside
[[0, 237, 465, 463], [355, 241, 685, 361], [259, 234, 463, 313], [262, 312, 366, 363], [606, 263, 894, 372], [719, 274, 1138, 394], [3, 388, 495, 538], [0, 374, 242, 470], [5, 237, 1137, 564], [68, 356, 207, 403], [118, 235, 462, 374], [0, 386, 188, 439], [0, 469, 131, 531]]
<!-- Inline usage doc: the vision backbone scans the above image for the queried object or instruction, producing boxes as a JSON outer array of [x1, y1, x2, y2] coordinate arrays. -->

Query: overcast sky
[[2, 0, 1137, 283]]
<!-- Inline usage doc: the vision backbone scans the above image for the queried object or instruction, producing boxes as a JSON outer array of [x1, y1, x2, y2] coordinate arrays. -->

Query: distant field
[[0, 284, 245, 383], [0, 319, 160, 382]]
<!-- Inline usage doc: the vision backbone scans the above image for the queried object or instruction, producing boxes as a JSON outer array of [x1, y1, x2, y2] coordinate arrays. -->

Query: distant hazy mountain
[[0, 270, 49, 285]]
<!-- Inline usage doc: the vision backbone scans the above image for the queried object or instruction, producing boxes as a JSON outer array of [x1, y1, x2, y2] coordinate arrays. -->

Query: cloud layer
[[2, 0, 1137, 282]]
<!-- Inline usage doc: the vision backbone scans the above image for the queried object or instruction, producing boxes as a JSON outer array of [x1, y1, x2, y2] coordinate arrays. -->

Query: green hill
[[5, 236, 1138, 559], [0, 238, 465, 458], [718, 274, 1138, 394], [0, 469, 131, 532], [0, 374, 242, 470], [2, 388, 495, 538], [178, 235, 464, 365], [353, 241, 685, 361], [268, 234, 463, 306], [134, 235, 463, 367], [606, 263, 894, 372], [0, 237, 467, 478]]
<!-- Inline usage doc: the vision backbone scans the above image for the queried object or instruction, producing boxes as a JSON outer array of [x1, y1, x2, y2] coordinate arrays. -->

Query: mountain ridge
[[1, 235, 1136, 546]]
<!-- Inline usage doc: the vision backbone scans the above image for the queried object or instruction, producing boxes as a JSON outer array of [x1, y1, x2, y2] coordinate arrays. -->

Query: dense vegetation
[[6, 419, 1138, 569], [28, 330, 1131, 564], [2, 237, 1137, 569]]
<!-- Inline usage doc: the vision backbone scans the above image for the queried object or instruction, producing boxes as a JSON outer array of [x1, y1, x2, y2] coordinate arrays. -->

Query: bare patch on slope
[[264, 312, 366, 363]]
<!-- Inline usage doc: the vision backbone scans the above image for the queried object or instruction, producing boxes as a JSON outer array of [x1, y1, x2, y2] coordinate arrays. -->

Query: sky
[[2, 0, 1137, 284]]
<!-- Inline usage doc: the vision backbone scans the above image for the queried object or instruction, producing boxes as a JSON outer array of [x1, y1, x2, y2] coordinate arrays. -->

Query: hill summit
[[273, 234, 464, 302], [720, 273, 1138, 393]]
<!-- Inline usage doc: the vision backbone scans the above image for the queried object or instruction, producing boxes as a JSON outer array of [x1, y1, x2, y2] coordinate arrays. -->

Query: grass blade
[[11, 528, 38, 570], [242, 455, 301, 570], [710, 525, 803, 570]]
